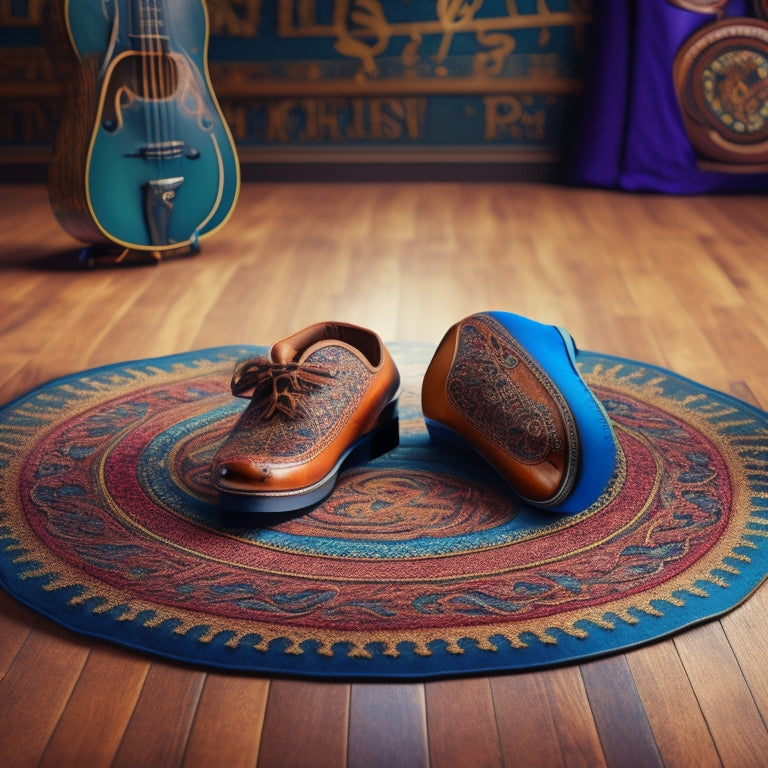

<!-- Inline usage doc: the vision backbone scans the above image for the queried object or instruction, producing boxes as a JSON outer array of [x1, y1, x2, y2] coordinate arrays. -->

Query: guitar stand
[[79, 242, 200, 268]]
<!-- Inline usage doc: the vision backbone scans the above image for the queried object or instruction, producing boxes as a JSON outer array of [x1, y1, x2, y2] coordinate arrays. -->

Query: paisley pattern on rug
[[1, 344, 767, 678]]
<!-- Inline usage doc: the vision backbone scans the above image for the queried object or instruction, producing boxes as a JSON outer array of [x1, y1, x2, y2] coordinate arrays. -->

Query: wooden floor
[[1, 181, 768, 767]]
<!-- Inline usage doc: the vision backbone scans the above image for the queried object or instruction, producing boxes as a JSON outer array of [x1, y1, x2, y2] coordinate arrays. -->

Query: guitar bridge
[[141, 141, 185, 160], [136, 141, 200, 160], [143, 177, 184, 245]]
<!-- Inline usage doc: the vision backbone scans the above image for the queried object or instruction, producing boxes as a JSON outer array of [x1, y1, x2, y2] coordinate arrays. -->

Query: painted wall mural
[[0, 0, 592, 166]]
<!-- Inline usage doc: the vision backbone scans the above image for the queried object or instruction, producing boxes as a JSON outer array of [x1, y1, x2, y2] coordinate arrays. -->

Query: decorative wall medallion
[[666, 0, 729, 14], [674, 18, 768, 168]]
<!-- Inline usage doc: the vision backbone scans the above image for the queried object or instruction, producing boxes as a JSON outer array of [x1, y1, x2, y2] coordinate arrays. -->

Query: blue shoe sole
[[427, 312, 618, 515]]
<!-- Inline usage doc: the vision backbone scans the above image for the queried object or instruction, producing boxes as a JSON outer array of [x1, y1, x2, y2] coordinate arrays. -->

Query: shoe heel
[[369, 399, 400, 458], [345, 415, 399, 468], [368, 416, 400, 460], [425, 419, 472, 453]]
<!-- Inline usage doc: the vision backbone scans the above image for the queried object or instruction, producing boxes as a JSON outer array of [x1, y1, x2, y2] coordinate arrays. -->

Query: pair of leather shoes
[[211, 313, 618, 515]]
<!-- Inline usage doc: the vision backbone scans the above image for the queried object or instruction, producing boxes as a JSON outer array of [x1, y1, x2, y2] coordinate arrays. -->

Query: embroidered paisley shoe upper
[[212, 322, 401, 512]]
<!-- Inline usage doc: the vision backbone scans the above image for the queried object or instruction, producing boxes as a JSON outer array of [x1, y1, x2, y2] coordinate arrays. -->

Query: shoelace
[[230, 358, 336, 419]]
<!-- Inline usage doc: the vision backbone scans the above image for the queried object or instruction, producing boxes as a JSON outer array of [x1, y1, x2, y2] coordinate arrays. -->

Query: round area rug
[[1, 343, 767, 679]]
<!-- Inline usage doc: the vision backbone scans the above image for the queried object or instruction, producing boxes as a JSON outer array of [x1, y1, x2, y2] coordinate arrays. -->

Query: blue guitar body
[[48, 0, 239, 254]]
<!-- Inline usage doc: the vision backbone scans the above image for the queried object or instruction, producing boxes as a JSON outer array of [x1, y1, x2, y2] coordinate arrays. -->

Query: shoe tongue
[[299, 339, 358, 366], [271, 341, 302, 364], [270, 337, 357, 366], [270, 323, 343, 364]]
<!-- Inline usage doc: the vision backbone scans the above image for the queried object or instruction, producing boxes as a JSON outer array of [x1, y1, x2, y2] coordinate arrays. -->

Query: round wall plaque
[[674, 17, 768, 166]]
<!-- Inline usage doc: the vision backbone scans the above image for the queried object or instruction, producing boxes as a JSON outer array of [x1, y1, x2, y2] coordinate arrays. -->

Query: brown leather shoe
[[422, 312, 617, 514], [212, 322, 401, 513]]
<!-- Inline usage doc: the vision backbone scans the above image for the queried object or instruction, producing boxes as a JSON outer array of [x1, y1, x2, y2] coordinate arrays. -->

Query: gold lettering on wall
[[304, 98, 344, 141], [369, 98, 423, 140], [0, 100, 53, 142], [223, 102, 249, 141], [276, 0, 591, 79], [267, 101, 294, 142], [219, 93, 559, 146], [484, 95, 549, 141], [207, 0, 263, 37], [0, 0, 46, 25], [248, 97, 427, 143]]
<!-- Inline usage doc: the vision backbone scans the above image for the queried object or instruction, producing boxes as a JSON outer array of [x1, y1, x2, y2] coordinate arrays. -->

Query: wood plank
[[38, 644, 150, 768], [256, 679, 350, 768], [704, 305, 768, 406], [348, 683, 428, 768], [0, 589, 38, 677], [529, 666, 607, 768], [398, 237, 490, 344], [675, 621, 768, 767], [110, 662, 206, 768], [330, 239, 402, 343], [490, 672, 567, 768], [0, 624, 90, 768], [625, 640, 721, 768], [182, 673, 270, 768], [425, 677, 504, 768], [720, 584, 768, 728], [580, 655, 663, 768]]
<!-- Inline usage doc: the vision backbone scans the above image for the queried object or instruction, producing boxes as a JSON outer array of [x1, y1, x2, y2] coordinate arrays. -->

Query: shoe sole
[[425, 312, 618, 514], [216, 415, 400, 514]]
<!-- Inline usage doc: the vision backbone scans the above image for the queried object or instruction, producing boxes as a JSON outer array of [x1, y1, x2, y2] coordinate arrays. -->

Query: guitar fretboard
[[129, 0, 169, 42]]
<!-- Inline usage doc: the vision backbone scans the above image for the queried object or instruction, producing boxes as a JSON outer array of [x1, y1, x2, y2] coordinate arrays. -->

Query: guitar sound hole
[[101, 54, 181, 132], [132, 53, 178, 99], [112, 52, 179, 101]]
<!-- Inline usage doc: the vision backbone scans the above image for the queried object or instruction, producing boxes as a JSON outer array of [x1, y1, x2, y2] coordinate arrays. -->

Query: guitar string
[[139, 0, 174, 171], [156, 0, 174, 165], [147, 0, 161, 168], [164, 0, 177, 174], [137, 1, 153, 169]]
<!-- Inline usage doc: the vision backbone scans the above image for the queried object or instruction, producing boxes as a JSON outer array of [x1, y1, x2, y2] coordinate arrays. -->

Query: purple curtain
[[569, 0, 768, 193]]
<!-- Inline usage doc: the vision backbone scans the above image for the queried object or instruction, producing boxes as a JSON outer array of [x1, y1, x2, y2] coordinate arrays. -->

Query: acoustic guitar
[[47, 0, 240, 261]]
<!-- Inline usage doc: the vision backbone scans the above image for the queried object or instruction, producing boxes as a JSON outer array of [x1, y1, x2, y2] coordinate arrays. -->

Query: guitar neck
[[128, 0, 170, 50]]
